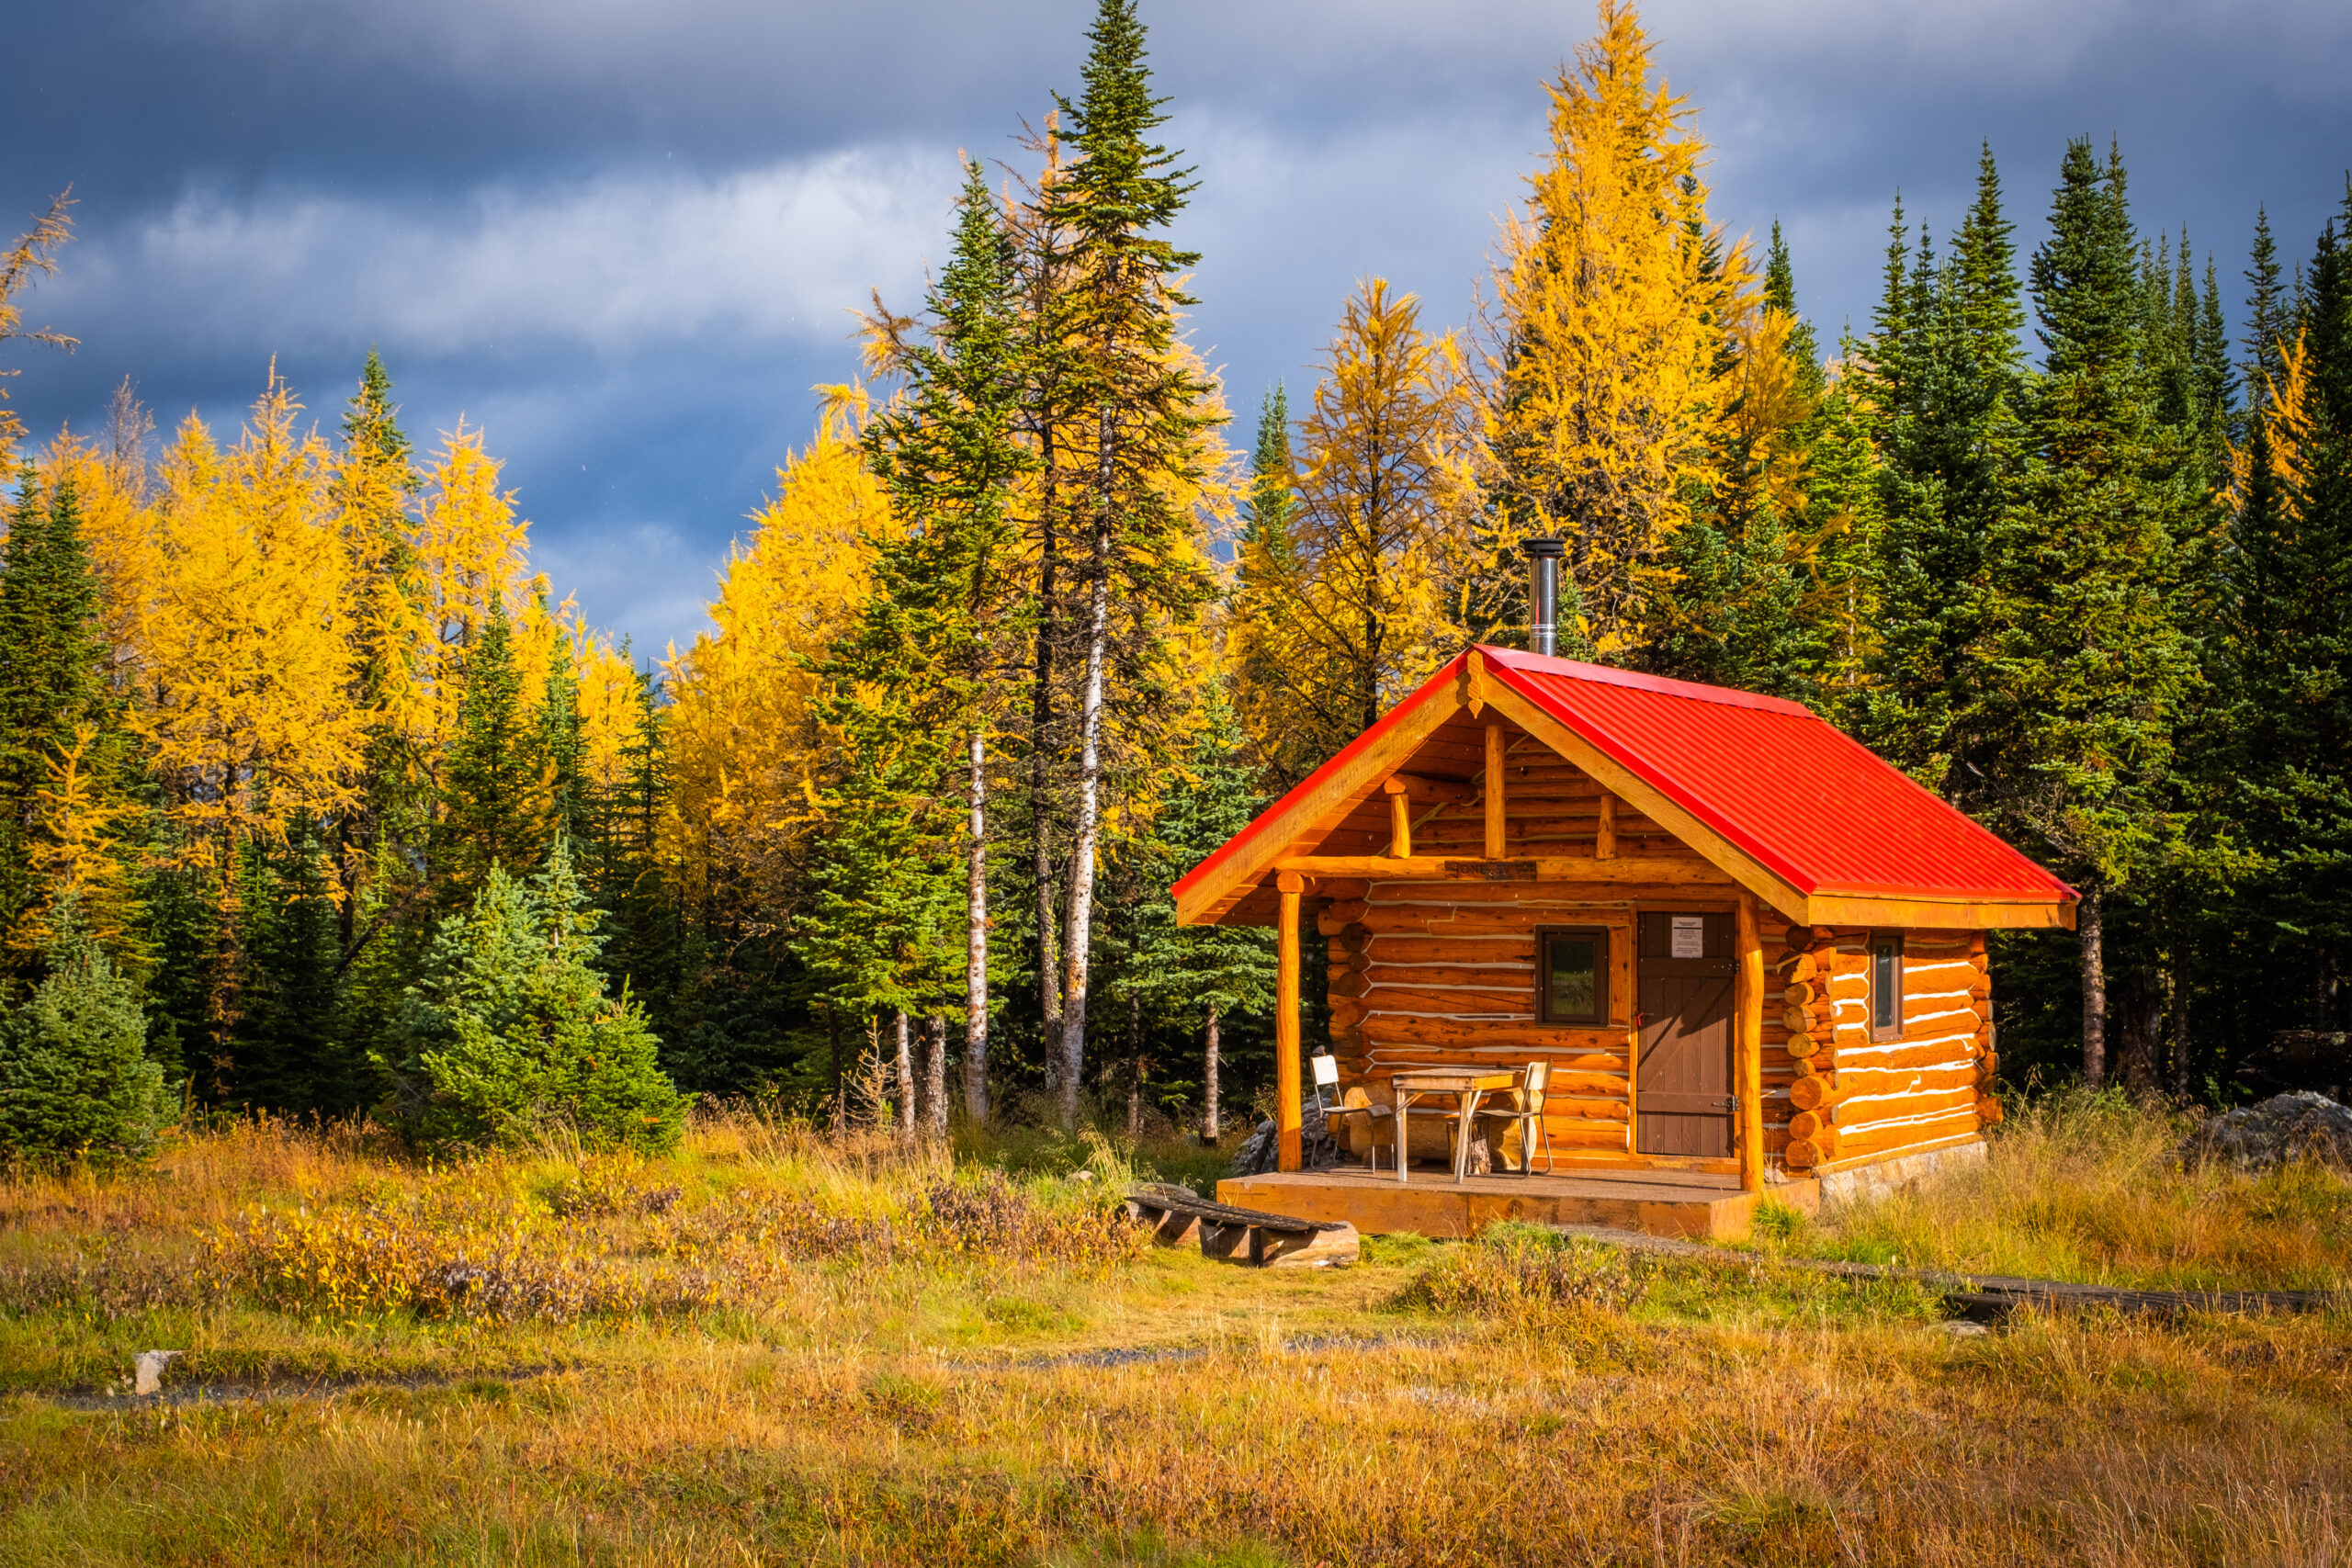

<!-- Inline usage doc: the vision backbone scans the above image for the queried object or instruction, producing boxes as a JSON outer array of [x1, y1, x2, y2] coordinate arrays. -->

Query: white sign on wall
[[1670, 916, 1705, 958]]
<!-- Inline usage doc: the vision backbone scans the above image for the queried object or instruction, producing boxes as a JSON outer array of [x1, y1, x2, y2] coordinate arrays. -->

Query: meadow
[[1, 1100, 2346, 1567]]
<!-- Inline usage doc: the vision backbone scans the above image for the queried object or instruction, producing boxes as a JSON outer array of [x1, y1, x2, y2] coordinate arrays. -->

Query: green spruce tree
[[437, 593, 547, 900], [1976, 138, 2198, 1088], [377, 841, 682, 1152]]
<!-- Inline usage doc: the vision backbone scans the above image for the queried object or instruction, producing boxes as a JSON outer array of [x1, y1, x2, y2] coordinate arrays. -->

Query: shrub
[[373, 847, 684, 1154], [0, 906, 168, 1166], [1402, 1226, 1649, 1322]]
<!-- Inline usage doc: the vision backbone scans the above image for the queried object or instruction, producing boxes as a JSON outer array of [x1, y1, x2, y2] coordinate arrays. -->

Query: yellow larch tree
[[1229, 278, 1469, 779], [663, 390, 901, 931], [2232, 327, 2314, 508], [1471, 0, 1752, 657], [135, 372, 367, 865], [17, 723, 141, 960], [384, 424, 546, 788]]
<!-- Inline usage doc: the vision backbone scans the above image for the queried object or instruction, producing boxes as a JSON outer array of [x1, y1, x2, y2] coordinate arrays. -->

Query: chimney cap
[[1520, 535, 1566, 558]]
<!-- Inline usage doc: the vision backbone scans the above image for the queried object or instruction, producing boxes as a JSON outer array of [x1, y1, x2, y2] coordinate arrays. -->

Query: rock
[[1230, 1119, 1280, 1178], [2179, 1091, 2352, 1173], [133, 1350, 180, 1396], [1938, 1320, 1991, 1338]]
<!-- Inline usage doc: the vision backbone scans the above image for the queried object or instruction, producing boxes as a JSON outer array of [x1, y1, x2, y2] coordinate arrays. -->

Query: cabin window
[[1537, 927, 1609, 1025], [1869, 932, 1905, 1042]]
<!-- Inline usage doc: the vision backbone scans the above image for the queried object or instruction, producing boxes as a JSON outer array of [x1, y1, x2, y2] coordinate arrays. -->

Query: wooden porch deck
[[1218, 1164, 1821, 1242]]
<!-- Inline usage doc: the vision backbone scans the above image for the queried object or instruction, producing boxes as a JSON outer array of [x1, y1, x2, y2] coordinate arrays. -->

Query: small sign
[[1670, 916, 1705, 958]]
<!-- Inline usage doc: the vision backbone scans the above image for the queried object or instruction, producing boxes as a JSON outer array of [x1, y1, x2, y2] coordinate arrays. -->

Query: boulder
[[2179, 1091, 2352, 1173]]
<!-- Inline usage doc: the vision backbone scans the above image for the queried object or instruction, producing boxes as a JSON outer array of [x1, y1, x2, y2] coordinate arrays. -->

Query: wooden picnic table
[[1390, 1068, 1521, 1184]]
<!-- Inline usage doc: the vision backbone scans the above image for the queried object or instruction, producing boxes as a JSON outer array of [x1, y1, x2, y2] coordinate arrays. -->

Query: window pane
[[1547, 936, 1596, 1019], [1873, 943, 1896, 1030]]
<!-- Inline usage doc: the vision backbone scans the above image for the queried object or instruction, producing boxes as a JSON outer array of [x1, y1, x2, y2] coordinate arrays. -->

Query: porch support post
[[1483, 722, 1507, 859], [1735, 890, 1765, 1192], [1275, 871, 1306, 1172]]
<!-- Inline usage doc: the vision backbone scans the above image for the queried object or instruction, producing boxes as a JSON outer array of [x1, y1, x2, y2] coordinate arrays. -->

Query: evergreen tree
[[1859, 161, 2025, 795], [1114, 692, 1274, 1138], [1977, 138, 2198, 1088], [0, 471, 130, 974], [856, 158, 1035, 1122], [537, 629, 593, 854], [1653, 502, 1816, 697], [437, 592, 547, 899], [2244, 207, 2290, 412], [232, 818, 356, 1113], [376, 843, 683, 1152], [2222, 198, 2352, 1049], [0, 900, 167, 1166], [1037, 0, 1221, 1125]]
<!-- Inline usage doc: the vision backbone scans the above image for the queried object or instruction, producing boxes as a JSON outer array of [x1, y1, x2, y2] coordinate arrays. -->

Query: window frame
[[1536, 925, 1611, 1026], [1868, 931, 1905, 1043]]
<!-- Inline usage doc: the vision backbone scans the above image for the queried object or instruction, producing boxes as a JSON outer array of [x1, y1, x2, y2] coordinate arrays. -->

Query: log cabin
[[1173, 558, 2075, 1229]]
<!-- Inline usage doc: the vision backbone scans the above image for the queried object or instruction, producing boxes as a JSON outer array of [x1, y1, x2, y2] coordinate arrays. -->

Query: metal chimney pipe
[[1521, 536, 1566, 657]]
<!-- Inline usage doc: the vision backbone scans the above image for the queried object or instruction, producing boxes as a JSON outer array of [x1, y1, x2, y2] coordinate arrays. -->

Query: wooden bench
[[1125, 1184, 1361, 1269]]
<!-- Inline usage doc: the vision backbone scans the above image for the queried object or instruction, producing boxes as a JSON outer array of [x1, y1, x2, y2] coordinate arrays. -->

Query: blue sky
[[7, 0, 2349, 657]]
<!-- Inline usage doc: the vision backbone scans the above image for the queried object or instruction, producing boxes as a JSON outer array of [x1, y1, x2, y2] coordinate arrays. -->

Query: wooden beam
[[1483, 725, 1507, 860], [1272, 854, 1737, 885], [1596, 792, 1617, 861], [1276, 872, 1305, 1172], [1805, 894, 2075, 931], [1384, 773, 1477, 807], [1465, 649, 1489, 717], [1736, 891, 1765, 1193], [1386, 789, 1412, 859], [1173, 669, 1467, 927]]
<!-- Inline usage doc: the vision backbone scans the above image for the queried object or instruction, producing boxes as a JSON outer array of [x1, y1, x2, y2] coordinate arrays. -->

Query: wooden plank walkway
[[1219, 1165, 1815, 1242]]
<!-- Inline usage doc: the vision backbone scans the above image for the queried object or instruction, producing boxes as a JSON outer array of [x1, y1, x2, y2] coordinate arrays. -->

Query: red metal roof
[[1170, 646, 2075, 909]]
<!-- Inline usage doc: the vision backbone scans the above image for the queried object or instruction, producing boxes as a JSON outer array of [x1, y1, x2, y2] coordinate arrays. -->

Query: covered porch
[[1219, 1163, 1821, 1242]]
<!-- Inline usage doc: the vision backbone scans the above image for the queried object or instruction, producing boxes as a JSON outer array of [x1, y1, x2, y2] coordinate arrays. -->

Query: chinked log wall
[[1775, 926, 1997, 1171], [1321, 753, 1738, 1160], [1315, 749, 1998, 1172]]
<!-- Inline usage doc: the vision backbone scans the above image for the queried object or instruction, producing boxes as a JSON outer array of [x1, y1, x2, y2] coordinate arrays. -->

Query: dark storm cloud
[[6, 0, 2349, 653]]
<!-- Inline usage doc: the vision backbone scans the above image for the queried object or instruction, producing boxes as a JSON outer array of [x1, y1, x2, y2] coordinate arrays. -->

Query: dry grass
[[1785, 1090, 2352, 1292], [1, 1100, 2346, 1566]]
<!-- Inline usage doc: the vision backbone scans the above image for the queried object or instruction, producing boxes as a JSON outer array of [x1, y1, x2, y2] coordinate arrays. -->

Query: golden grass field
[[2, 1095, 2346, 1566]]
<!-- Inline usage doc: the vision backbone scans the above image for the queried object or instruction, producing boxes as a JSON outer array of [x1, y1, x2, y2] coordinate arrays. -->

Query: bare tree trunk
[[894, 1010, 915, 1140], [1055, 501, 1112, 1129], [1033, 435, 1064, 1094], [2080, 888, 2106, 1090], [828, 1002, 845, 1137], [2118, 973, 2158, 1096], [926, 1014, 949, 1140], [2169, 942, 2193, 1101], [1126, 989, 1143, 1140], [1203, 1004, 1221, 1141], [965, 729, 991, 1124]]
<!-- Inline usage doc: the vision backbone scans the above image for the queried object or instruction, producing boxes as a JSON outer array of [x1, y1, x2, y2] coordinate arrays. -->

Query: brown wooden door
[[1636, 912, 1736, 1157]]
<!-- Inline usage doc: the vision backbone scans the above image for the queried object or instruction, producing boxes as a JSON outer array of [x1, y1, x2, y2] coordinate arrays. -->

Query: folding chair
[[1313, 1055, 1395, 1174], [1472, 1059, 1555, 1176]]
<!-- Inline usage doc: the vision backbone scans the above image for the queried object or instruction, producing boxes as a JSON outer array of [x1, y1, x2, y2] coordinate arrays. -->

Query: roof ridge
[[1476, 645, 1815, 716]]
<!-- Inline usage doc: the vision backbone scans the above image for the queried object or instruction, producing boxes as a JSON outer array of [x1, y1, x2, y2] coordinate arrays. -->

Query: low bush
[[1400, 1225, 1648, 1324]]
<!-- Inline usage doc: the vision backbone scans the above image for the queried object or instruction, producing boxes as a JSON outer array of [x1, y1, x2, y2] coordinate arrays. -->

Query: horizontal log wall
[[1328, 739, 1738, 1160], [1773, 924, 1995, 1171]]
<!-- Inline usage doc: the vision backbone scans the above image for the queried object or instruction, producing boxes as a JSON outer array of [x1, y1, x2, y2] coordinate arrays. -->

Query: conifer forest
[[5, 0, 2351, 1164]]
